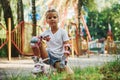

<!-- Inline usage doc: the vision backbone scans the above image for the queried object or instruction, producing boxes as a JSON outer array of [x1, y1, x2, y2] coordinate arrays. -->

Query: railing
[[11, 21, 43, 55], [88, 40, 120, 54], [0, 23, 8, 49], [88, 39, 102, 54], [0, 21, 43, 56]]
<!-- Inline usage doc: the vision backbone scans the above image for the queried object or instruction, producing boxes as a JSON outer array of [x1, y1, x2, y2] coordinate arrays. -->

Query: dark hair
[[45, 9, 58, 18]]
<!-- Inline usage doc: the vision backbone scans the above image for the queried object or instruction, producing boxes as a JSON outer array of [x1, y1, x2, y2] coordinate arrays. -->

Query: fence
[[0, 23, 8, 49], [0, 19, 43, 61], [88, 39, 102, 54], [88, 39, 120, 54]]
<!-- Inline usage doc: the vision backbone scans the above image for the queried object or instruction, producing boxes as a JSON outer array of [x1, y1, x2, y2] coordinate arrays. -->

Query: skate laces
[[38, 58, 50, 72], [32, 62, 44, 73], [32, 58, 50, 74], [32, 56, 39, 63]]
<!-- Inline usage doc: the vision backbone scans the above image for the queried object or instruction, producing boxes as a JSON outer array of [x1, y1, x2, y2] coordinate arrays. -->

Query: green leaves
[[87, 3, 120, 40]]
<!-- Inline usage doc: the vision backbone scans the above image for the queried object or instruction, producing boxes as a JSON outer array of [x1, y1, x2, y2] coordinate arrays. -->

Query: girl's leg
[[31, 41, 49, 74], [30, 36, 41, 58], [54, 61, 74, 74], [39, 41, 48, 59], [31, 44, 40, 57], [30, 36, 48, 59]]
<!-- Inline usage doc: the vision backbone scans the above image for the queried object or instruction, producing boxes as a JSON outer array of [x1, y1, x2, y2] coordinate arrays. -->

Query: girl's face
[[46, 12, 59, 27]]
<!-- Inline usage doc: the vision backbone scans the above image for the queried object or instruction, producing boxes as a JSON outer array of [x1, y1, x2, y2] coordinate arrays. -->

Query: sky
[[95, 0, 120, 12]]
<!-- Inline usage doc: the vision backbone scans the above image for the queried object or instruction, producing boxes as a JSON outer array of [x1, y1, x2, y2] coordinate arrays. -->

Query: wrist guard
[[64, 44, 71, 55]]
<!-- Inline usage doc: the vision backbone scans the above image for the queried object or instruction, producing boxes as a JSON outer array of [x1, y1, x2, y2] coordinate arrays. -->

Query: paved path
[[0, 54, 119, 79]]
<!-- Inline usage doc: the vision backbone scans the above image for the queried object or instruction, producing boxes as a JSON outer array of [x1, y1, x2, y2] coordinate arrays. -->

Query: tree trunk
[[32, 0, 37, 36], [17, 0, 24, 55], [0, 0, 14, 30], [0, 4, 2, 21], [17, 0, 24, 22], [77, 0, 83, 55]]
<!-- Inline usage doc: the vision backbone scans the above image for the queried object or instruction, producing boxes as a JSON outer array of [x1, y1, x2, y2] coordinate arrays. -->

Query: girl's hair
[[45, 9, 58, 18]]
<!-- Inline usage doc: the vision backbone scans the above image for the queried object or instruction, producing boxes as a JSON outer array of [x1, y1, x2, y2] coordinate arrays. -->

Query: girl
[[30, 9, 73, 74]]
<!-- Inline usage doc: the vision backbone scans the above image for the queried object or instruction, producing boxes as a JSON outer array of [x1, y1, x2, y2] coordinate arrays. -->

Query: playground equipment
[[104, 26, 116, 54], [105, 36, 116, 54], [0, 23, 8, 49], [0, 18, 44, 61], [68, 15, 91, 56]]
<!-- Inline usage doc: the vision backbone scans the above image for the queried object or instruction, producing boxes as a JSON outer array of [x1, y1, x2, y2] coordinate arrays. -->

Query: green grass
[[2, 56, 120, 80], [100, 56, 120, 80]]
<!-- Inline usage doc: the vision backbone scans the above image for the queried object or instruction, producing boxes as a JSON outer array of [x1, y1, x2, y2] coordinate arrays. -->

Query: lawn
[[3, 56, 120, 80]]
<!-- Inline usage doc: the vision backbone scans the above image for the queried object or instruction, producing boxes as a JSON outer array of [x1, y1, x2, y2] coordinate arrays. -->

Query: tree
[[109, 3, 120, 40], [0, 0, 24, 57], [87, 3, 120, 41], [0, 4, 2, 21], [17, 0, 24, 23], [17, 0, 24, 55], [32, 0, 37, 36], [0, 0, 14, 30], [77, 0, 97, 55]]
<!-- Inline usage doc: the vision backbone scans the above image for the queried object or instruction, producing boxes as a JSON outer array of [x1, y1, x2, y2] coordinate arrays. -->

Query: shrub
[[100, 56, 120, 80]]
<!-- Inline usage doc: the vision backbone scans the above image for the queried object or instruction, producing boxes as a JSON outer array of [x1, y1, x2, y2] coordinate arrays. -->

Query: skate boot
[[32, 58, 45, 74], [31, 56, 39, 63]]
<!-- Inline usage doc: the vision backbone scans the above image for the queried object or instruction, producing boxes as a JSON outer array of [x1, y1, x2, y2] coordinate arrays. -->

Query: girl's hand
[[43, 35, 51, 41]]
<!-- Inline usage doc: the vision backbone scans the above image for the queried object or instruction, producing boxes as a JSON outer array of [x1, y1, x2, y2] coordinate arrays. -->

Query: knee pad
[[31, 36, 39, 43], [30, 36, 41, 47]]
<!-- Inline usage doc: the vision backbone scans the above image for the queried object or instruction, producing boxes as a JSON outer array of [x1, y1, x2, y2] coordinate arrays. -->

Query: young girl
[[30, 9, 73, 74]]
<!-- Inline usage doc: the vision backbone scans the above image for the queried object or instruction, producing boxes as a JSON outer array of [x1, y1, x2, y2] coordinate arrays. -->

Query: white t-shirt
[[40, 28, 69, 58]]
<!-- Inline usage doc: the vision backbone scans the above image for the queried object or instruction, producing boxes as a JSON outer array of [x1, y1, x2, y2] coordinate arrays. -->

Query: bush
[[100, 56, 120, 80], [0, 48, 7, 57]]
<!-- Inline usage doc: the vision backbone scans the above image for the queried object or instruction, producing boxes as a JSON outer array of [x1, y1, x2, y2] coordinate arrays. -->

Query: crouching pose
[[30, 9, 74, 75]]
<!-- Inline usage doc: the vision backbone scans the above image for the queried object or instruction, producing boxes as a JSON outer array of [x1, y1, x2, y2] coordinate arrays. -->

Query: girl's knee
[[54, 62, 66, 73]]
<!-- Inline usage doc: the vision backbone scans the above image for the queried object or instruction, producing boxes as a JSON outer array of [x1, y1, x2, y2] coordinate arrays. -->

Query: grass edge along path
[[2, 56, 120, 80]]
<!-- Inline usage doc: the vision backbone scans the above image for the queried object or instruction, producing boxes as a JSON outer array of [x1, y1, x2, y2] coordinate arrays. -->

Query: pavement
[[0, 54, 119, 79]]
